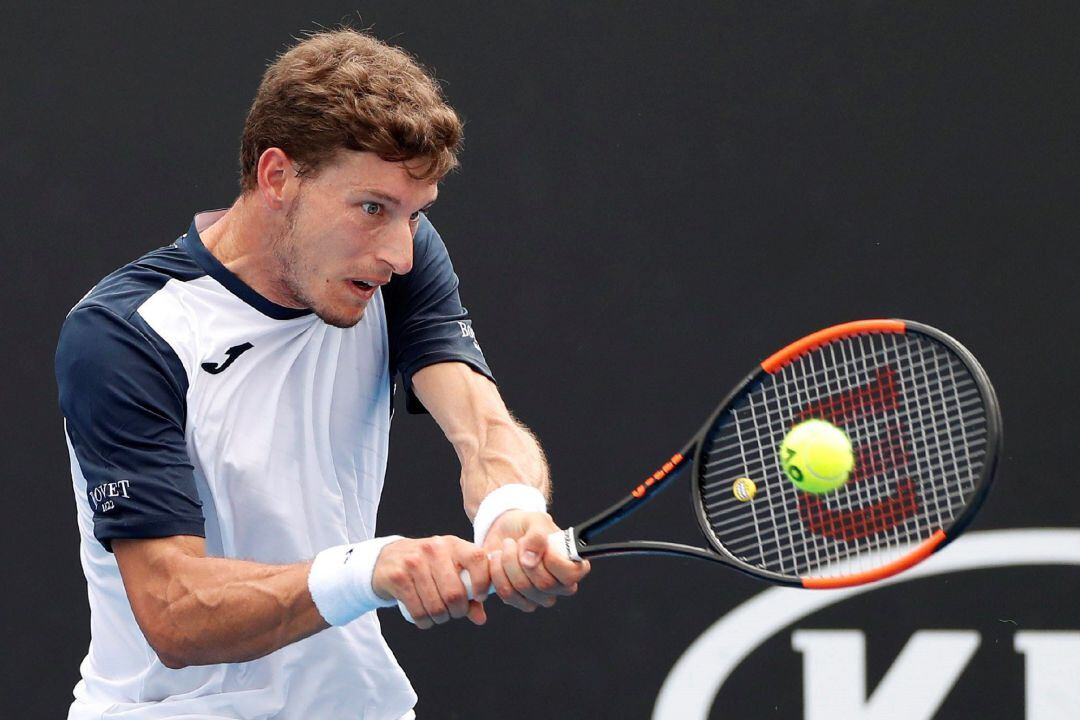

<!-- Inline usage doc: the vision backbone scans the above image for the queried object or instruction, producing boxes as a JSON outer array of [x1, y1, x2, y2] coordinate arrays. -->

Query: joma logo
[[201, 342, 253, 375]]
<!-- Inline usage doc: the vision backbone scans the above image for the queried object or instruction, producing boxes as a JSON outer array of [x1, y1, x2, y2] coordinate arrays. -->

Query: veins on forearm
[[155, 558, 321, 666], [458, 416, 550, 519]]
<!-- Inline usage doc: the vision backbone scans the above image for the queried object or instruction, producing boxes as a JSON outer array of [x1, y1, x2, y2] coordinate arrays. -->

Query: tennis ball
[[779, 419, 854, 494], [733, 477, 757, 502]]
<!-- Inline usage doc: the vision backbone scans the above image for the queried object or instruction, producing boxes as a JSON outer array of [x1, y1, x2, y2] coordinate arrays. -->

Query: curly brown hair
[[239, 29, 462, 191]]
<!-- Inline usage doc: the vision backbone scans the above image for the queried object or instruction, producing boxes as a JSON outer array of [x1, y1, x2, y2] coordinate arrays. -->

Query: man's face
[[272, 151, 438, 328]]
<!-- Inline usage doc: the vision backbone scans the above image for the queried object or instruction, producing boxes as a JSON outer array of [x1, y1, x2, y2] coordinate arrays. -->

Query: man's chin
[[314, 305, 366, 329]]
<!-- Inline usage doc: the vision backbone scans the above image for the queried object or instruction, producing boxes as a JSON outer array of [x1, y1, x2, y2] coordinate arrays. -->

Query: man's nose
[[382, 221, 414, 276]]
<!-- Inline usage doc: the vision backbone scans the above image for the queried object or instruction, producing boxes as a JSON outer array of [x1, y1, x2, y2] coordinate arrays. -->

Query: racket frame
[[561, 319, 1002, 589]]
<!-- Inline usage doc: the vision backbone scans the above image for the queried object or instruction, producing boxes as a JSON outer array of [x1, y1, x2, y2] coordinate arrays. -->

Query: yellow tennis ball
[[779, 419, 854, 494]]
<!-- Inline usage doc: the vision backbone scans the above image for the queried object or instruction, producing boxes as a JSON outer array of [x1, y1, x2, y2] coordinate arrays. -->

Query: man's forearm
[[411, 362, 549, 519], [115, 538, 326, 669], [457, 413, 549, 519], [410, 363, 591, 614], [156, 557, 323, 667]]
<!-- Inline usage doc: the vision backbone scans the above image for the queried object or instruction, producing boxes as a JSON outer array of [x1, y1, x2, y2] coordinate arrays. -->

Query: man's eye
[[361, 202, 382, 215], [409, 210, 423, 222]]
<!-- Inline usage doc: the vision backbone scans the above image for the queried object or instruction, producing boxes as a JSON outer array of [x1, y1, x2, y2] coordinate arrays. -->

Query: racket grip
[[398, 569, 489, 624], [396, 530, 580, 623], [547, 527, 581, 561]]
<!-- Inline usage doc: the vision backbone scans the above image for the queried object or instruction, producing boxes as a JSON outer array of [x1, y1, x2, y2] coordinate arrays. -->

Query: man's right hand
[[371, 536, 491, 629]]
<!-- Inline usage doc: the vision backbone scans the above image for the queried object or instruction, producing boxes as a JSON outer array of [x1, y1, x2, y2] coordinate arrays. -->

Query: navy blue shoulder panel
[[79, 242, 203, 315], [384, 216, 494, 414], [57, 241, 206, 551]]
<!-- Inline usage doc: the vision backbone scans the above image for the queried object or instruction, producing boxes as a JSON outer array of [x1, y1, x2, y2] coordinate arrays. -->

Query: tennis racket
[[399, 319, 1000, 621]]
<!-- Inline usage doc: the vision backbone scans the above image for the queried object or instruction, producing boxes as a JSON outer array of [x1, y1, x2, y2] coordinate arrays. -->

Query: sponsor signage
[[654, 529, 1080, 719]]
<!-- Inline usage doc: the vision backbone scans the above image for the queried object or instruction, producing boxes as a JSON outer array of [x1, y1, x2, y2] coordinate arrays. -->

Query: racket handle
[[397, 569, 485, 624], [396, 530, 579, 623], [547, 527, 581, 561]]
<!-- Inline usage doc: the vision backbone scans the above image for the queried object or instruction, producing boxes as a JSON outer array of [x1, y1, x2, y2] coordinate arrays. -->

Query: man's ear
[[255, 147, 294, 210]]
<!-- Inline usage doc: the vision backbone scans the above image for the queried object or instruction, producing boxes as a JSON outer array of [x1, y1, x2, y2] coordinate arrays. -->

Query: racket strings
[[698, 331, 990, 580]]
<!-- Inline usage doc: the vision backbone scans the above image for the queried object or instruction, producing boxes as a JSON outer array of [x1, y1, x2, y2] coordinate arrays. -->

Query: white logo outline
[[653, 528, 1080, 719]]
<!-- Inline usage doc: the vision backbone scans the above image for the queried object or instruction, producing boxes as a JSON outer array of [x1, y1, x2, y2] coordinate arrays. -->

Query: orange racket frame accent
[[760, 319, 907, 374], [631, 453, 685, 499], [800, 529, 947, 589]]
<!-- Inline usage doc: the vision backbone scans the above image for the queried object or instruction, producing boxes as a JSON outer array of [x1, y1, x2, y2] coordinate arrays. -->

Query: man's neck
[[197, 198, 304, 309], [199, 200, 245, 261]]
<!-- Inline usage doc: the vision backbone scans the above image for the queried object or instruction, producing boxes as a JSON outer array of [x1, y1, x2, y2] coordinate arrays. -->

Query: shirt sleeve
[[56, 304, 205, 551], [384, 215, 494, 414]]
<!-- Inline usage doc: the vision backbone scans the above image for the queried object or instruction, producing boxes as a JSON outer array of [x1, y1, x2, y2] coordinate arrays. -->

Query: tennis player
[[55, 29, 588, 719]]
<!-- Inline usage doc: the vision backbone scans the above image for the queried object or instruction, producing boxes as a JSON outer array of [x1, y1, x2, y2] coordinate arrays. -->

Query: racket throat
[[576, 456, 692, 544]]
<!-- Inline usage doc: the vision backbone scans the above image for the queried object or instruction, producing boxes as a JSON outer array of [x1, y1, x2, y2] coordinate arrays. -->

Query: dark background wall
[[4, 2, 1078, 718]]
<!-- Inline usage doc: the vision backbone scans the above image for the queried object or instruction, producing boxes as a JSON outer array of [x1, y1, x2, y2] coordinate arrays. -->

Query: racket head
[[691, 319, 1001, 588]]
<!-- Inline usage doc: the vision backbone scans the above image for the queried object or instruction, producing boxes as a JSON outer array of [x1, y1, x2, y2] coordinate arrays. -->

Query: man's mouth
[[348, 278, 387, 300]]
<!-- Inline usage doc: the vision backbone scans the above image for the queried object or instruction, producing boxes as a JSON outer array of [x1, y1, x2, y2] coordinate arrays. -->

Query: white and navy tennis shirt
[[55, 209, 491, 720]]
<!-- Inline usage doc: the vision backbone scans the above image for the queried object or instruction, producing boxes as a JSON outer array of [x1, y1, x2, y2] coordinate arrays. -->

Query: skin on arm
[[371, 534, 491, 629], [411, 362, 549, 519], [411, 362, 590, 612], [112, 367, 569, 665], [114, 532, 492, 669], [113, 535, 325, 669]]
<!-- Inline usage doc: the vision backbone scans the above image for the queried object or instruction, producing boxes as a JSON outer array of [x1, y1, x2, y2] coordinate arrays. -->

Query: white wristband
[[472, 484, 548, 546], [307, 536, 404, 627]]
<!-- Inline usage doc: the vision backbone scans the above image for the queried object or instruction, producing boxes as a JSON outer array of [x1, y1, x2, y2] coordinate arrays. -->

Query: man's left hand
[[483, 510, 591, 612]]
